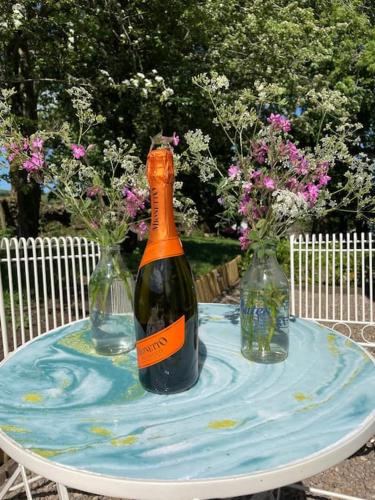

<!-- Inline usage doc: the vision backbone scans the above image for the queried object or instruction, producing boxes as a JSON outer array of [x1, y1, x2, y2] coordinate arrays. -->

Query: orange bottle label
[[136, 315, 185, 369], [139, 237, 183, 268], [139, 149, 184, 269]]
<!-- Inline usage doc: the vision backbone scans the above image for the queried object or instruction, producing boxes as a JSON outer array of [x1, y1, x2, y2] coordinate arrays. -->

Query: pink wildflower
[[70, 144, 86, 159], [134, 221, 148, 241], [238, 197, 250, 216], [286, 177, 299, 191], [123, 187, 145, 218], [243, 182, 253, 194], [7, 143, 20, 162], [239, 227, 250, 251], [91, 221, 100, 230], [86, 186, 103, 198], [252, 206, 262, 221], [317, 174, 331, 187], [278, 141, 289, 157], [317, 161, 330, 175], [32, 137, 44, 150], [303, 183, 320, 206], [23, 139, 30, 151], [252, 141, 268, 164], [217, 197, 224, 205], [267, 113, 291, 133], [263, 176, 276, 190], [172, 132, 180, 147], [8, 152, 18, 162], [251, 170, 262, 180], [287, 141, 300, 162], [295, 157, 309, 175], [22, 153, 44, 173], [228, 165, 241, 179]]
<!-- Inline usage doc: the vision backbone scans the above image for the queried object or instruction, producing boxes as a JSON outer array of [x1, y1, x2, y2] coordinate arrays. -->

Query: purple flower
[[23, 139, 30, 151], [303, 183, 320, 206], [317, 161, 330, 174], [263, 176, 276, 190], [267, 113, 291, 133], [32, 137, 44, 150], [86, 186, 103, 198], [239, 227, 250, 251], [252, 141, 268, 164], [228, 165, 241, 179], [295, 157, 309, 175], [278, 141, 289, 157], [243, 182, 253, 194], [134, 221, 148, 240], [287, 141, 300, 162], [70, 144, 86, 159], [286, 177, 299, 191], [317, 174, 331, 187], [251, 170, 262, 180], [252, 207, 262, 221], [217, 197, 224, 205], [7, 142, 20, 162], [172, 132, 180, 147], [238, 198, 250, 216], [123, 187, 145, 218], [8, 152, 18, 162], [22, 153, 44, 173]]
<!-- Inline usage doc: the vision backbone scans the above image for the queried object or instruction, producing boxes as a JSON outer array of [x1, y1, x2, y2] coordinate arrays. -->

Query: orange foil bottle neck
[[139, 148, 184, 269], [147, 148, 178, 242]]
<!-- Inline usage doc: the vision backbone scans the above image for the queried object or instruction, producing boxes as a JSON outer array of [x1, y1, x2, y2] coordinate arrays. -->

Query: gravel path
[[1, 285, 374, 500]]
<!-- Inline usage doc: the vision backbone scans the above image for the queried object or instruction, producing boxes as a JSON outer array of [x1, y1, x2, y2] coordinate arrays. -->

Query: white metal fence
[[290, 232, 375, 347], [0, 237, 100, 359], [1, 233, 374, 361]]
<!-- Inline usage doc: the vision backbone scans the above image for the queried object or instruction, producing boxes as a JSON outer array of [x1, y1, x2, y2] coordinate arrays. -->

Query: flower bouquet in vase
[[0, 87, 149, 355], [221, 113, 332, 363], [183, 74, 375, 363]]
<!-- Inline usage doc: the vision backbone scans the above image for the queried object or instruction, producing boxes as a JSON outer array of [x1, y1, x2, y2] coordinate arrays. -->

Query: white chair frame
[[0, 236, 100, 500]]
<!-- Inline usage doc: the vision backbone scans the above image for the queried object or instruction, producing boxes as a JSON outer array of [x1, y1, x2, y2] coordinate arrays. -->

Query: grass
[[126, 234, 240, 278]]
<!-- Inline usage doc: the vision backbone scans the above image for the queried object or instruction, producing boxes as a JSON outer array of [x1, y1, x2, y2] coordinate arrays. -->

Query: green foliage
[[0, 0, 375, 234]]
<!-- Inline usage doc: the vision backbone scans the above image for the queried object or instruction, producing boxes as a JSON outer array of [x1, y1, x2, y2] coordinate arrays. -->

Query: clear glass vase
[[240, 241, 289, 363], [89, 245, 135, 355]]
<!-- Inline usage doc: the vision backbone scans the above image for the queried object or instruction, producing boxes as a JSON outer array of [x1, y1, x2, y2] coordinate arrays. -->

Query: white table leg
[[20, 465, 33, 500], [0, 465, 21, 500], [56, 483, 70, 500]]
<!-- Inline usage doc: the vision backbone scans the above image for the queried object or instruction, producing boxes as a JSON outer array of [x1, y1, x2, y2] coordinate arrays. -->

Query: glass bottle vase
[[89, 245, 135, 355], [240, 241, 289, 363]]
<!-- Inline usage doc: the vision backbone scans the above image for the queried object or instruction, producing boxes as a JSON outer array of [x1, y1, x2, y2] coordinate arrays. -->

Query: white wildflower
[[272, 190, 308, 220]]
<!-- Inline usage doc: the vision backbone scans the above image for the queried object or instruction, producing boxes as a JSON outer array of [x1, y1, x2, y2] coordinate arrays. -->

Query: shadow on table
[[198, 339, 207, 376], [224, 306, 240, 325]]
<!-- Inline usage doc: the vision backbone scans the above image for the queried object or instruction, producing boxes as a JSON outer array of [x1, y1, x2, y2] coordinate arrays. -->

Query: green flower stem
[[264, 305, 277, 352]]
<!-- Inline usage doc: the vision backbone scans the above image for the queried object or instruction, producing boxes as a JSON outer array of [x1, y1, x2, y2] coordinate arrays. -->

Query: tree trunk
[[7, 25, 41, 238], [15, 171, 41, 238]]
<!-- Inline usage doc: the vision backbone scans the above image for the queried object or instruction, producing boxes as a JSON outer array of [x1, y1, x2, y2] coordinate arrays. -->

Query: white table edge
[[0, 308, 374, 499]]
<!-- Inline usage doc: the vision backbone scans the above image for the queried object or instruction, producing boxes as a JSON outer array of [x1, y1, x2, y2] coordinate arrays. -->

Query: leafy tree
[[0, 0, 374, 235]]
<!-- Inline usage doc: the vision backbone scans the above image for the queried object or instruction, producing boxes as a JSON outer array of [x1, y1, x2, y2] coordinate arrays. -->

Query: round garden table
[[0, 303, 374, 500]]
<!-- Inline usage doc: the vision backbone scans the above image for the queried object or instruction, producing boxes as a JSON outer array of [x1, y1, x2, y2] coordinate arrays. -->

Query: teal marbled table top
[[0, 303, 374, 482]]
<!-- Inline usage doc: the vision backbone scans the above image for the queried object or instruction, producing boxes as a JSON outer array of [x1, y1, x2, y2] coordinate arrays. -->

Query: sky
[[0, 158, 10, 191]]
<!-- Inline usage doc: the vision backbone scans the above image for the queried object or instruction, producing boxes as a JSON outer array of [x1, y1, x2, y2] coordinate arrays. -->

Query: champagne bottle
[[134, 148, 199, 394]]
